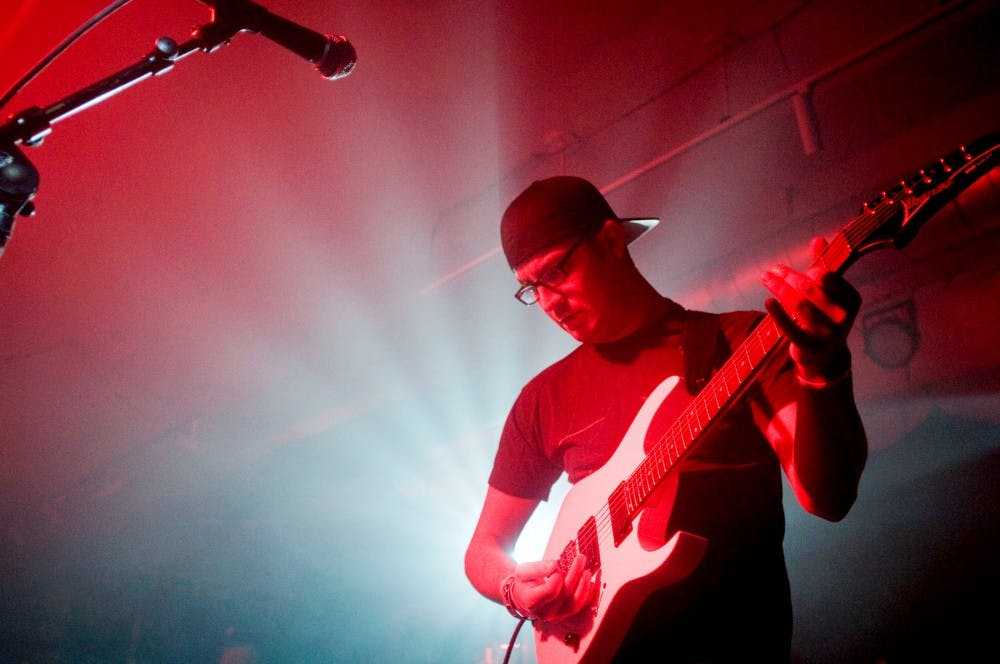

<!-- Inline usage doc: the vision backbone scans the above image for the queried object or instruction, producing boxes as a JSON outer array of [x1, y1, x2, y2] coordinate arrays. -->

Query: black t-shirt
[[489, 301, 796, 660]]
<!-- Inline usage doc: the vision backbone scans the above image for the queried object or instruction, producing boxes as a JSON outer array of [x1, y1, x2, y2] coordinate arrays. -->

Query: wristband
[[500, 574, 532, 621], [795, 366, 851, 389]]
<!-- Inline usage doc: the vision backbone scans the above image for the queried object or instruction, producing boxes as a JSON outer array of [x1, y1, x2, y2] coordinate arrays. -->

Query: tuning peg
[[919, 169, 933, 184]]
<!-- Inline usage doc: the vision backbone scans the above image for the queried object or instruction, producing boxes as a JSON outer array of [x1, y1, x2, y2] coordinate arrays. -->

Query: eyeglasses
[[514, 235, 588, 305]]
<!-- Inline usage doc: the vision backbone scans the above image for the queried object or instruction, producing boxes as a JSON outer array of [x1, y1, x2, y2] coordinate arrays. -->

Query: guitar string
[[586, 312, 784, 549], [571, 186, 913, 559]]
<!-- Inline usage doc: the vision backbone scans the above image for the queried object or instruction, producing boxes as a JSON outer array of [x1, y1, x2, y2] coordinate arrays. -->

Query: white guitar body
[[534, 375, 709, 664]]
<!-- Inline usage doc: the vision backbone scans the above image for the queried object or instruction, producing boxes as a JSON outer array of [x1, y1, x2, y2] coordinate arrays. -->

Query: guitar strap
[[682, 309, 720, 396]]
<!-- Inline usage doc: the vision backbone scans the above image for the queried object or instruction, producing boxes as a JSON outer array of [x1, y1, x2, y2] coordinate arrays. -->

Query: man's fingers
[[810, 236, 829, 261], [562, 553, 587, 588], [515, 559, 559, 580], [765, 297, 823, 351], [761, 265, 851, 330]]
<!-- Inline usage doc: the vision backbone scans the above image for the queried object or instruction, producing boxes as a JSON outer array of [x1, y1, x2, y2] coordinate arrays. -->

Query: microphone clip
[[0, 143, 40, 254]]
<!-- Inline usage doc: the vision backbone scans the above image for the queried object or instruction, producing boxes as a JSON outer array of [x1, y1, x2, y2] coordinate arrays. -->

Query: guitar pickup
[[609, 482, 633, 546], [577, 516, 600, 572]]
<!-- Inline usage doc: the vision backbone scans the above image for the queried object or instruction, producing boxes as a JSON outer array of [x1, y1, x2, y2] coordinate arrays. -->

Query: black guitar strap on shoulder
[[682, 309, 720, 396]]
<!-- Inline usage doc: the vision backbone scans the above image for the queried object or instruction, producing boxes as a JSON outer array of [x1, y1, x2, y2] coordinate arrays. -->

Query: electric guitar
[[533, 133, 1000, 664]]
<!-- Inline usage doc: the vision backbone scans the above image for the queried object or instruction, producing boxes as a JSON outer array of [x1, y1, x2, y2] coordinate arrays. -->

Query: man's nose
[[537, 284, 566, 312]]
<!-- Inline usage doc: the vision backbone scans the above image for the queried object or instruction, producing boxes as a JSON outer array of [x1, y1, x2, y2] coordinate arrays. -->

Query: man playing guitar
[[464, 175, 868, 662]]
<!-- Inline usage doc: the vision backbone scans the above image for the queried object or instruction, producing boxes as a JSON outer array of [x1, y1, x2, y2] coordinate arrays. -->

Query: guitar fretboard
[[610, 219, 871, 533]]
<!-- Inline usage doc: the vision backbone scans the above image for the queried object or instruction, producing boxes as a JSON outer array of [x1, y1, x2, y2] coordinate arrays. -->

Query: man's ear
[[596, 219, 628, 257]]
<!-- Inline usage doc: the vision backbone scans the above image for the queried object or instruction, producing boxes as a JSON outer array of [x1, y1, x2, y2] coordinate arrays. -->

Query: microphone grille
[[316, 35, 356, 80]]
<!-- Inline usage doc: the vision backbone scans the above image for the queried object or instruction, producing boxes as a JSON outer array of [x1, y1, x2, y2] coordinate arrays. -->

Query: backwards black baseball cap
[[500, 176, 658, 269]]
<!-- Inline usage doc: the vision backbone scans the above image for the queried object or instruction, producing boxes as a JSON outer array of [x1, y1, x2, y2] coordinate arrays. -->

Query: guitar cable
[[503, 617, 528, 664]]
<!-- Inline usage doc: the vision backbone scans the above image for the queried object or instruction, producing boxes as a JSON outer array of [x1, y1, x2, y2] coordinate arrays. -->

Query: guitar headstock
[[836, 132, 1000, 267]]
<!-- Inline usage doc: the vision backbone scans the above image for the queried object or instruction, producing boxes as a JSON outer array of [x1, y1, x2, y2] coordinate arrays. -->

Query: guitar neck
[[613, 312, 787, 532], [612, 173, 933, 528]]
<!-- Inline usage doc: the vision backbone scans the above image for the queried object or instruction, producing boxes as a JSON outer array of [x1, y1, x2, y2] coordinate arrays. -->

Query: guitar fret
[[698, 406, 711, 432], [656, 446, 667, 476], [759, 319, 776, 346], [714, 381, 728, 410], [737, 348, 749, 379], [753, 330, 767, 362], [757, 329, 769, 359], [724, 369, 736, 397], [688, 408, 702, 438], [826, 235, 853, 272]]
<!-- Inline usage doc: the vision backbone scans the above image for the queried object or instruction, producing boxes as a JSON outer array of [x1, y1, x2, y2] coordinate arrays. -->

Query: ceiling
[[1, 0, 998, 661]]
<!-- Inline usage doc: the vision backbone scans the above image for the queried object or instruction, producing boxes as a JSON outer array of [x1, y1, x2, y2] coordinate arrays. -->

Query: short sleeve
[[488, 385, 564, 501]]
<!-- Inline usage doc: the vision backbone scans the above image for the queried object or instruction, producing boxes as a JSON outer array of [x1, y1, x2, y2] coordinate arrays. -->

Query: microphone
[[196, 0, 356, 80]]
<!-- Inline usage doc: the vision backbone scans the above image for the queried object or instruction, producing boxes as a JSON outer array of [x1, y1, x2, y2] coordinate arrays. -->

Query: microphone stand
[[0, 16, 250, 255]]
